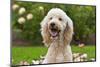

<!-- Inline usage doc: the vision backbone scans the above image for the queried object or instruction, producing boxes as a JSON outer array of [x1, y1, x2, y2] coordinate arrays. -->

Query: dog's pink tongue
[[51, 32, 57, 37]]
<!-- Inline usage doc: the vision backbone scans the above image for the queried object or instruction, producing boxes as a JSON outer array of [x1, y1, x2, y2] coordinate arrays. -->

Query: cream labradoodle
[[40, 8, 74, 64]]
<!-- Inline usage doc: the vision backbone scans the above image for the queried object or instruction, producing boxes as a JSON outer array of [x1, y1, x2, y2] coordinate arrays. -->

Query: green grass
[[12, 45, 96, 65], [12, 46, 48, 64], [72, 45, 96, 60]]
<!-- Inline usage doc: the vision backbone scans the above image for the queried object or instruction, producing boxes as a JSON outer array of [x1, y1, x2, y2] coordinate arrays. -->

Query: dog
[[40, 8, 73, 64]]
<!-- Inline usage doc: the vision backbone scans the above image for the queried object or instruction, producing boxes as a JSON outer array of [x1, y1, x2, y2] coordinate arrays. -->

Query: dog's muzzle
[[49, 23, 60, 39]]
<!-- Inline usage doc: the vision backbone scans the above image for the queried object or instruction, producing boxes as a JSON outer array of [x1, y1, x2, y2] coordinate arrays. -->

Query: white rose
[[26, 13, 33, 20], [80, 58, 84, 61], [74, 57, 81, 62], [12, 4, 19, 11], [90, 58, 95, 61], [18, 17, 26, 24], [32, 60, 40, 64], [80, 53, 87, 59], [73, 53, 80, 58], [39, 6, 44, 10], [18, 7, 26, 15]]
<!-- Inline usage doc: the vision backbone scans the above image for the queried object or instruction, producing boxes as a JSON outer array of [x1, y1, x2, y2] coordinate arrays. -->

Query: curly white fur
[[40, 8, 74, 64]]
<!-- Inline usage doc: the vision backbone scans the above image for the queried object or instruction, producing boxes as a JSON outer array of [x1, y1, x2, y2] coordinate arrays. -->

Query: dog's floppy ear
[[63, 16, 74, 45], [40, 16, 51, 47]]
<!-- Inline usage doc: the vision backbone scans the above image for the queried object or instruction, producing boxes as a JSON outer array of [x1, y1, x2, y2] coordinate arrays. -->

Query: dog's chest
[[49, 44, 67, 62], [55, 46, 67, 61], [44, 41, 72, 63], [55, 52, 65, 62]]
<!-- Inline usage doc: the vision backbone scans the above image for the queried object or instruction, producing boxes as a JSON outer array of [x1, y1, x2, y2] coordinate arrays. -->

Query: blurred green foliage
[[12, 1, 96, 45]]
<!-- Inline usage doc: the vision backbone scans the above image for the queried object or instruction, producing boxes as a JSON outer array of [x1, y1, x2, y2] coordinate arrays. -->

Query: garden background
[[11, 1, 96, 65]]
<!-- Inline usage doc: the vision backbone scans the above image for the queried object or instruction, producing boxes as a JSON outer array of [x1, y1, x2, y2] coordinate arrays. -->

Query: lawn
[[12, 45, 96, 65]]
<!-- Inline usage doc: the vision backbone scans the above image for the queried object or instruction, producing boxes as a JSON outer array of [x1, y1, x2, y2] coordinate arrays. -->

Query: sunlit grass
[[12, 45, 96, 65]]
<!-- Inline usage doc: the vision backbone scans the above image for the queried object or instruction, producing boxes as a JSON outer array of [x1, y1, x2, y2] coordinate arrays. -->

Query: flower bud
[[18, 17, 26, 24], [12, 4, 19, 11], [26, 13, 33, 20], [19, 7, 26, 15], [39, 6, 44, 10]]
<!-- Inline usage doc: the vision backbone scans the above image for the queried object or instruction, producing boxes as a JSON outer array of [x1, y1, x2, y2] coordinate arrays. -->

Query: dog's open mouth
[[50, 29, 58, 37], [49, 28, 60, 39]]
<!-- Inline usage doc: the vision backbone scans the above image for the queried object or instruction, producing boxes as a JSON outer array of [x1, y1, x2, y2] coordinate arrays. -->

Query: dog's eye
[[50, 17, 52, 20], [59, 18, 62, 21]]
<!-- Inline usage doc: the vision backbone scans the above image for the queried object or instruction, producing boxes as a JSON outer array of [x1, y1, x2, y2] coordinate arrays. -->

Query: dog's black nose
[[50, 23, 55, 27]]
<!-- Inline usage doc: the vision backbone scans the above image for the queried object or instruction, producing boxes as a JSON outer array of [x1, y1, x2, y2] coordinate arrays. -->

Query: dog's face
[[41, 8, 73, 46], [47, 8, 68, 40]]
